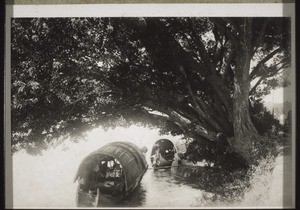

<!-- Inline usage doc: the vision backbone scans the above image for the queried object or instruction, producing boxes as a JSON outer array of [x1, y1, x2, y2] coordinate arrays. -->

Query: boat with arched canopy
[[74, 141, 148, 207]]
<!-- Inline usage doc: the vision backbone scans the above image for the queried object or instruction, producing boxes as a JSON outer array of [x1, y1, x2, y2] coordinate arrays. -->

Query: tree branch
[[142, 19, 232, 120], [189, 28, 214, 72], [250, 47, 282, 80], [250, 64, 287, 95], [194, 96, 233, 135], [210, 18, 239, 47], [249, 77, 265, 96], [178, 65, 224, 132], [143, 99, 217, 142], [251, 18, 269, 56], [219, 40, 235, 75]]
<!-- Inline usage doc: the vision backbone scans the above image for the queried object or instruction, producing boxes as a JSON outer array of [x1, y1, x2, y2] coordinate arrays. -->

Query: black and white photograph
[[5, 2, 296, 209]]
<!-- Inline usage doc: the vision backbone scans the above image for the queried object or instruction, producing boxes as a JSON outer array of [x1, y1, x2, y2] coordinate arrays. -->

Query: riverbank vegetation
[[188, 135, 290, 206]]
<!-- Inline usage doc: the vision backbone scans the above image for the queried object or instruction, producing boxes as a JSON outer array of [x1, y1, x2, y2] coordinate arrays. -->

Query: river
[[12, 126, 291, 208], [100, 168, 203, 208], [13, 127, 206, 208]]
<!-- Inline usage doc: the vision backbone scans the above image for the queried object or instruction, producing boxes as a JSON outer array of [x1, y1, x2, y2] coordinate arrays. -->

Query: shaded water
[[102, 168, 203, 208]]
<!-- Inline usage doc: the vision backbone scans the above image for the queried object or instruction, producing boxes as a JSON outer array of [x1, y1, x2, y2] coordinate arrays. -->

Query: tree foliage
[[11, 17, 291, 159], [250, 99, 281, 135]]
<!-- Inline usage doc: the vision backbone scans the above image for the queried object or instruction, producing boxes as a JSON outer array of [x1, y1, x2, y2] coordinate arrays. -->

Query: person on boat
[[84, 164, 102, 192], [151, 144, 161, 166], [78, 170, 90, 191], [99, 161, 107, 178], [78, 163, 96, 191], [111, 171, 125, 196], [113, 163, 122, 177], [171, 153, 182, 168], [140, 146, 148, 155]]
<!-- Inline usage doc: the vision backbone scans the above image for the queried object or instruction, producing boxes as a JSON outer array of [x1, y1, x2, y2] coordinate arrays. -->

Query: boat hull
[[74, 141, 148, 207], [171, 159, 206, 180], [152, 155, 173, 170], [76, 185, 126, 207]]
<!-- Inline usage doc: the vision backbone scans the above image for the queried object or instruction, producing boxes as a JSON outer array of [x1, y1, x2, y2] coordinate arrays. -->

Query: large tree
[[11, 17, 291, 164]]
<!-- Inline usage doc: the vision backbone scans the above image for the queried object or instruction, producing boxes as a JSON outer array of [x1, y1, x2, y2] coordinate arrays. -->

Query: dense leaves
[[11, 17, 291, 158], [250, 99, 282, 135]]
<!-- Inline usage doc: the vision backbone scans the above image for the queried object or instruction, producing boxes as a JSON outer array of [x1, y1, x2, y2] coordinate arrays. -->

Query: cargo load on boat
[[74, 141, 148, 207]]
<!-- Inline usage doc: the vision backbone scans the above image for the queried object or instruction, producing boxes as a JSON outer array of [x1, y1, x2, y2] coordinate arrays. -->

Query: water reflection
[[98, 168, 203, 207]]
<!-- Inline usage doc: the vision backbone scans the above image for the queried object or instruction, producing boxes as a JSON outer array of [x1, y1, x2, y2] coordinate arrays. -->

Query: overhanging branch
[[178, 65, 224, 132], [250, 64, 287, 95], [250, 47, 282, 80]]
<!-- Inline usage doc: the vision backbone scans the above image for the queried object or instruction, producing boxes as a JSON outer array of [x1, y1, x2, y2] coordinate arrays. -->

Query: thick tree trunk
[[142, 18, 259, 166], [232, 28, 259, 165]]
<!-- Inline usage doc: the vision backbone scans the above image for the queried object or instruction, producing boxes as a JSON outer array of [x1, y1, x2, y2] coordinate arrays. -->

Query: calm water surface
[[99, 168, 204, 208]]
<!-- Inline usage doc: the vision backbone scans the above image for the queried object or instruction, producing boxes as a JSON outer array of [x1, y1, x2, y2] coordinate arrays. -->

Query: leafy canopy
[[11, 17, 291, 154]]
